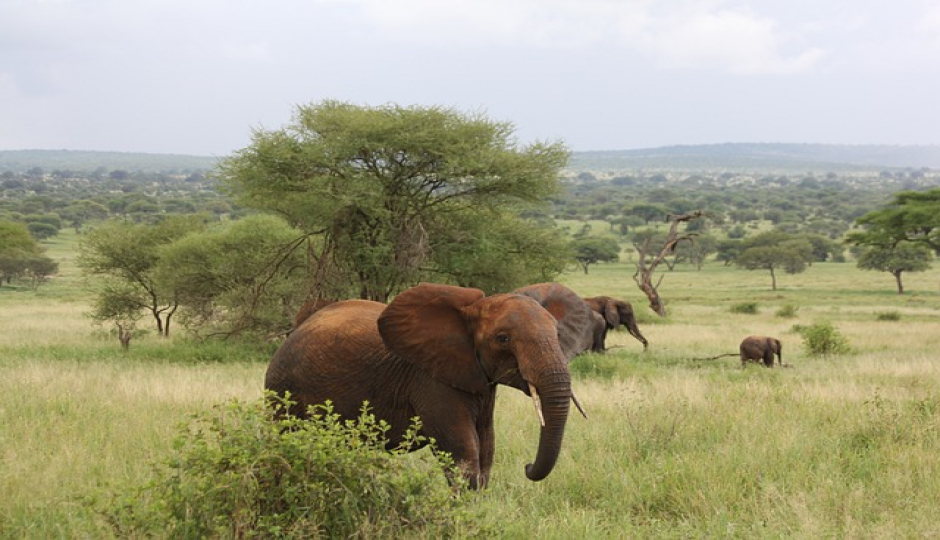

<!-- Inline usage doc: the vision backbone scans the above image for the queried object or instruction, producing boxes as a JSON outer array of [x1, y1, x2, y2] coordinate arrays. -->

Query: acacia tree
[[734, 230, 813, 290], [571, 236, 620, 274], [154, 214, 309, 338], [673, 233, 717, 270], [0, 220, 39, 284], [0, 219, 56, 287], [89, 284, 144, 349], [849, 188, 940, 251], [856, 242, 933, 294], [78, 216, 205, 337], [218, 101, 570, 301], [430, 207, 571, 293]]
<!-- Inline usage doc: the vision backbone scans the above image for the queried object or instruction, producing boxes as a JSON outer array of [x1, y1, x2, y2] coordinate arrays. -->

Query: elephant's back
[[265, 299, 389, 416]]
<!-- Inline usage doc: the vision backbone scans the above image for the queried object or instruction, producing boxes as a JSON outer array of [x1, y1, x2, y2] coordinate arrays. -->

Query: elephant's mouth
[[526, 381, 587, 425], [498, 366, 587, 424]]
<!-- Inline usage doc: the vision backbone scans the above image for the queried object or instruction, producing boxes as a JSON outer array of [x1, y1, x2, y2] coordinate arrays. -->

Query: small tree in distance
[[571, 236, 620, 274], [855, 242, 933, 294], [89, 284, 144, 349], [850, 188, 940, 251], [78, 216, 205, 337], [734, 230, 813, 290]]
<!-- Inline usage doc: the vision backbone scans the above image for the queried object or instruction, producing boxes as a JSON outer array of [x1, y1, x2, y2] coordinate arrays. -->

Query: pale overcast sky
[[1, 0, 939, 156]]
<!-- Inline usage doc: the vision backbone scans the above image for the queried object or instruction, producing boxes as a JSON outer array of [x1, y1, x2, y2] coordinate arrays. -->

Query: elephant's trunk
[[524, 365, 571, 482]]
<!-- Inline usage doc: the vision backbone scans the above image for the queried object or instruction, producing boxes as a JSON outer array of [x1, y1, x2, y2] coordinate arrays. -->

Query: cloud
[[353, 0, 823, 73], [919, 2, 940, 50], [634, 5, 826, 74]]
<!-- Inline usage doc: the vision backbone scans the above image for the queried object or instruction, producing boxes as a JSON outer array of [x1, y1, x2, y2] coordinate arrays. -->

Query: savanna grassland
[[3, 230, 940, 539]]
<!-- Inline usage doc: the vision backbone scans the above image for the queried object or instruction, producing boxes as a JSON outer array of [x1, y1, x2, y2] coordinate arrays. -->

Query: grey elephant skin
[[264, 283, 573, 489], [514, 282, 598, 362], [583, 296, 649, 351], [739, 335, 782, 367]]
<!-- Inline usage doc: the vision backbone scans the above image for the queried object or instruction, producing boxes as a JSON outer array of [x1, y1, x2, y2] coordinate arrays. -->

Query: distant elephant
[[265, 283, 572, 489], [583, 296, 649, 351], [514, 282, 598, 361], [739, 335, 782, 367]]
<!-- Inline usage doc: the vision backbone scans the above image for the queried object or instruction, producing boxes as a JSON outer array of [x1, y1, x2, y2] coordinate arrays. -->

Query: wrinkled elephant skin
[[514, 282, 597, 362]]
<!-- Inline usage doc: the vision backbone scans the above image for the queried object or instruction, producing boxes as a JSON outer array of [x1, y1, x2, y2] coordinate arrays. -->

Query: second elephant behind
[[583, 296, 649, 351], [513, 284, 649, 361]]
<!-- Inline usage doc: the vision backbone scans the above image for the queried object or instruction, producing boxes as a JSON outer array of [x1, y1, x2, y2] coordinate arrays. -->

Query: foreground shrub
[[105, 396, 485, 539], [797, 321, 851, 356], [730, 302, 759, 314]]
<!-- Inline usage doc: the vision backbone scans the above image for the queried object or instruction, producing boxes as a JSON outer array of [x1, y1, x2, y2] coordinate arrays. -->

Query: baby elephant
[[740, 335, 782, 368]]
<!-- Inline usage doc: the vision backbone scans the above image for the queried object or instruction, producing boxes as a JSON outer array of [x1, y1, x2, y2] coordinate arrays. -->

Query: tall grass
[[2, 258, 940, 538]]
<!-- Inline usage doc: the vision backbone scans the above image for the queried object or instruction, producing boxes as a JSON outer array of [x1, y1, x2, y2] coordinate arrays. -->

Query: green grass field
[[2, 232, 940, 538]]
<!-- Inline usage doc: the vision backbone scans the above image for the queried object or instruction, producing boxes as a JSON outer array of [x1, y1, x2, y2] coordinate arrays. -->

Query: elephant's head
[[770, 337, 782, 362], [377, 283, 572, 482], [514, 282, 596, 362]]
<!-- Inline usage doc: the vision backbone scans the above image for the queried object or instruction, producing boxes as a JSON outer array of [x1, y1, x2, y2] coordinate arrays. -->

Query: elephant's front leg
[[414, 391, 487, 489], [475, 389, 498, 488]]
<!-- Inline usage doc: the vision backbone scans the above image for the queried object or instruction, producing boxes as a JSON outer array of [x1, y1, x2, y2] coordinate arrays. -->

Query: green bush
[[105, 396, 485, 539], [797, 321, 851, 356], [775, 304, 799, 318], [875, 311, 901, 321], [730, 302, 759, 314]]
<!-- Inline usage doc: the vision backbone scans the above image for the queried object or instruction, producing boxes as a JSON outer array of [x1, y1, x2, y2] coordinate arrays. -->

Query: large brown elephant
[[265, 283, 572, 489], [739, 335, 782, 367], [514, 282, 599, 361], [583, 296, 649, 351]]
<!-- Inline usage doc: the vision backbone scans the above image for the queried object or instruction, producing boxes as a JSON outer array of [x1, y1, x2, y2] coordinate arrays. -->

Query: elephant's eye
[[495, 333, 510, 344]]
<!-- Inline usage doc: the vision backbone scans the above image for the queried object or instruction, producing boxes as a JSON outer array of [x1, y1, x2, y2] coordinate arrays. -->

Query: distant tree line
[[6, 104, 940, 341], [0, 168, 235, 238]]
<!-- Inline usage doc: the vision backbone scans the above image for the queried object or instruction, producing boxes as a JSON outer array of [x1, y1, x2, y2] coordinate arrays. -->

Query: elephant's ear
[[378, 283, 489, 394]]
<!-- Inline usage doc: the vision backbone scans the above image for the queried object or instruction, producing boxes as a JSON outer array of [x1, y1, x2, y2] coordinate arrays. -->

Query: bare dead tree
[[632, 211, 704, 317]]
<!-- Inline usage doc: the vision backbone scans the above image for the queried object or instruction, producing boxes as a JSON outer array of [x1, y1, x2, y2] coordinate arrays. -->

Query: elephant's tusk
[[571, 392, 588, 419], [528, 382, 545, 427]]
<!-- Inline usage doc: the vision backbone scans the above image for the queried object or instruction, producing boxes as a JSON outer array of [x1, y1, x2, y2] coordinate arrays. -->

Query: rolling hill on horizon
[[569, 143, 940, 172], [2, 143, 939, 174]]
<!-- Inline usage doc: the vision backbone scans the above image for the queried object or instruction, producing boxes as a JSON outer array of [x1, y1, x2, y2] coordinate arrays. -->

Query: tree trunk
[[152, 309, 164, 336], [894, 270, 904, 294], [770, 267, 777, 291], [632, 211, 704, 317]]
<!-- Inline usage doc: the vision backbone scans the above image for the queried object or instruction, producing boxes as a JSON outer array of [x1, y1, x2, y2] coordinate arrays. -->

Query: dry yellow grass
[[3, 258, 940, 538], [0, 300, 92, 346]]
